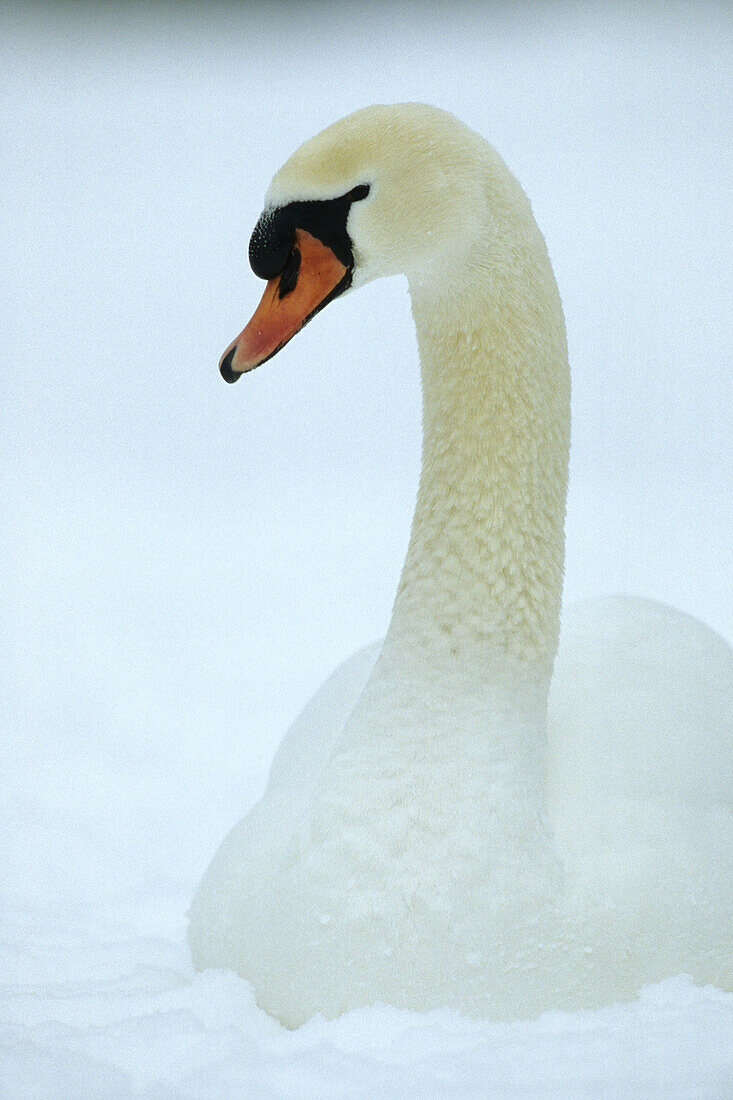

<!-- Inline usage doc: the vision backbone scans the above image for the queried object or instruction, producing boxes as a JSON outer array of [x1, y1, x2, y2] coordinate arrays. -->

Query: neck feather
[[385, 177, 570, 684], [325, 145, 570, 863]]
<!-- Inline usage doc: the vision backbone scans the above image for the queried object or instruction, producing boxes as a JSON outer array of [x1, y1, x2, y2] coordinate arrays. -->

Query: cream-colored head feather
[[266, 103, 495, 284]]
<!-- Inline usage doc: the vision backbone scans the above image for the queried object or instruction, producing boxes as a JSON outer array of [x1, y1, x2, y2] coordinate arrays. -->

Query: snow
[[1, 1, 731, 1095], [3, 913, 732, 1097]]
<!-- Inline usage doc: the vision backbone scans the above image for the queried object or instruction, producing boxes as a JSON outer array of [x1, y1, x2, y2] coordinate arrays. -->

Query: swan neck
[[384, 195, 570, 678]]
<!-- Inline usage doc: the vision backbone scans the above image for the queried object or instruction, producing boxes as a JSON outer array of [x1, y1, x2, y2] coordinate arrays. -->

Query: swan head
[[219, 103, 490, 381]]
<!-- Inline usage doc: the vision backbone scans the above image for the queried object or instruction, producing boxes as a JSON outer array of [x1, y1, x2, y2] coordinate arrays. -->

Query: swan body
[[189, 104, 733, 1026]]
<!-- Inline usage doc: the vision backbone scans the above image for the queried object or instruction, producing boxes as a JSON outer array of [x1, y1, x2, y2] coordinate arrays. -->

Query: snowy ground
[[2, 2, 732, 1096], [3, 917, 731, 1098]]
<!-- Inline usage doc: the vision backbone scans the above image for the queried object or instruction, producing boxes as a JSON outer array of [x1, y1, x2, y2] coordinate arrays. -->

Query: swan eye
[[278, 246, 301, 299]]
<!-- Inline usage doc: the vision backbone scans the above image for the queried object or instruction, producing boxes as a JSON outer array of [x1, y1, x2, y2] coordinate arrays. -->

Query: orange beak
[[219, 228, 350, 382]]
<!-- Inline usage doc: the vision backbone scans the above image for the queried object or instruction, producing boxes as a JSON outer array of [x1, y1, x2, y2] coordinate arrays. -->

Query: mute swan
[[189, 103, 733, 1027]]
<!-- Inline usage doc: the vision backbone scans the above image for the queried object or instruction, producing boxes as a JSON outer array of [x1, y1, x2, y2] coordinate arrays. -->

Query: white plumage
[[189, 104, 733, 1027]]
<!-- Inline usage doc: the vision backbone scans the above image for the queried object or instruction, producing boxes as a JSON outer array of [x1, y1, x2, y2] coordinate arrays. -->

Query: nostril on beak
[[219, 346, 240, 383]]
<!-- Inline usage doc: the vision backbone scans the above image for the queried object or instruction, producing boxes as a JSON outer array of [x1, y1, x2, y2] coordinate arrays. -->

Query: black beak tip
[[219, 346, 240, 383]]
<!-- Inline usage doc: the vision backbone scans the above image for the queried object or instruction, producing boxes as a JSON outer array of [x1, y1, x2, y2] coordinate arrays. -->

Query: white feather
[[189, 104, 733, 1027]]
